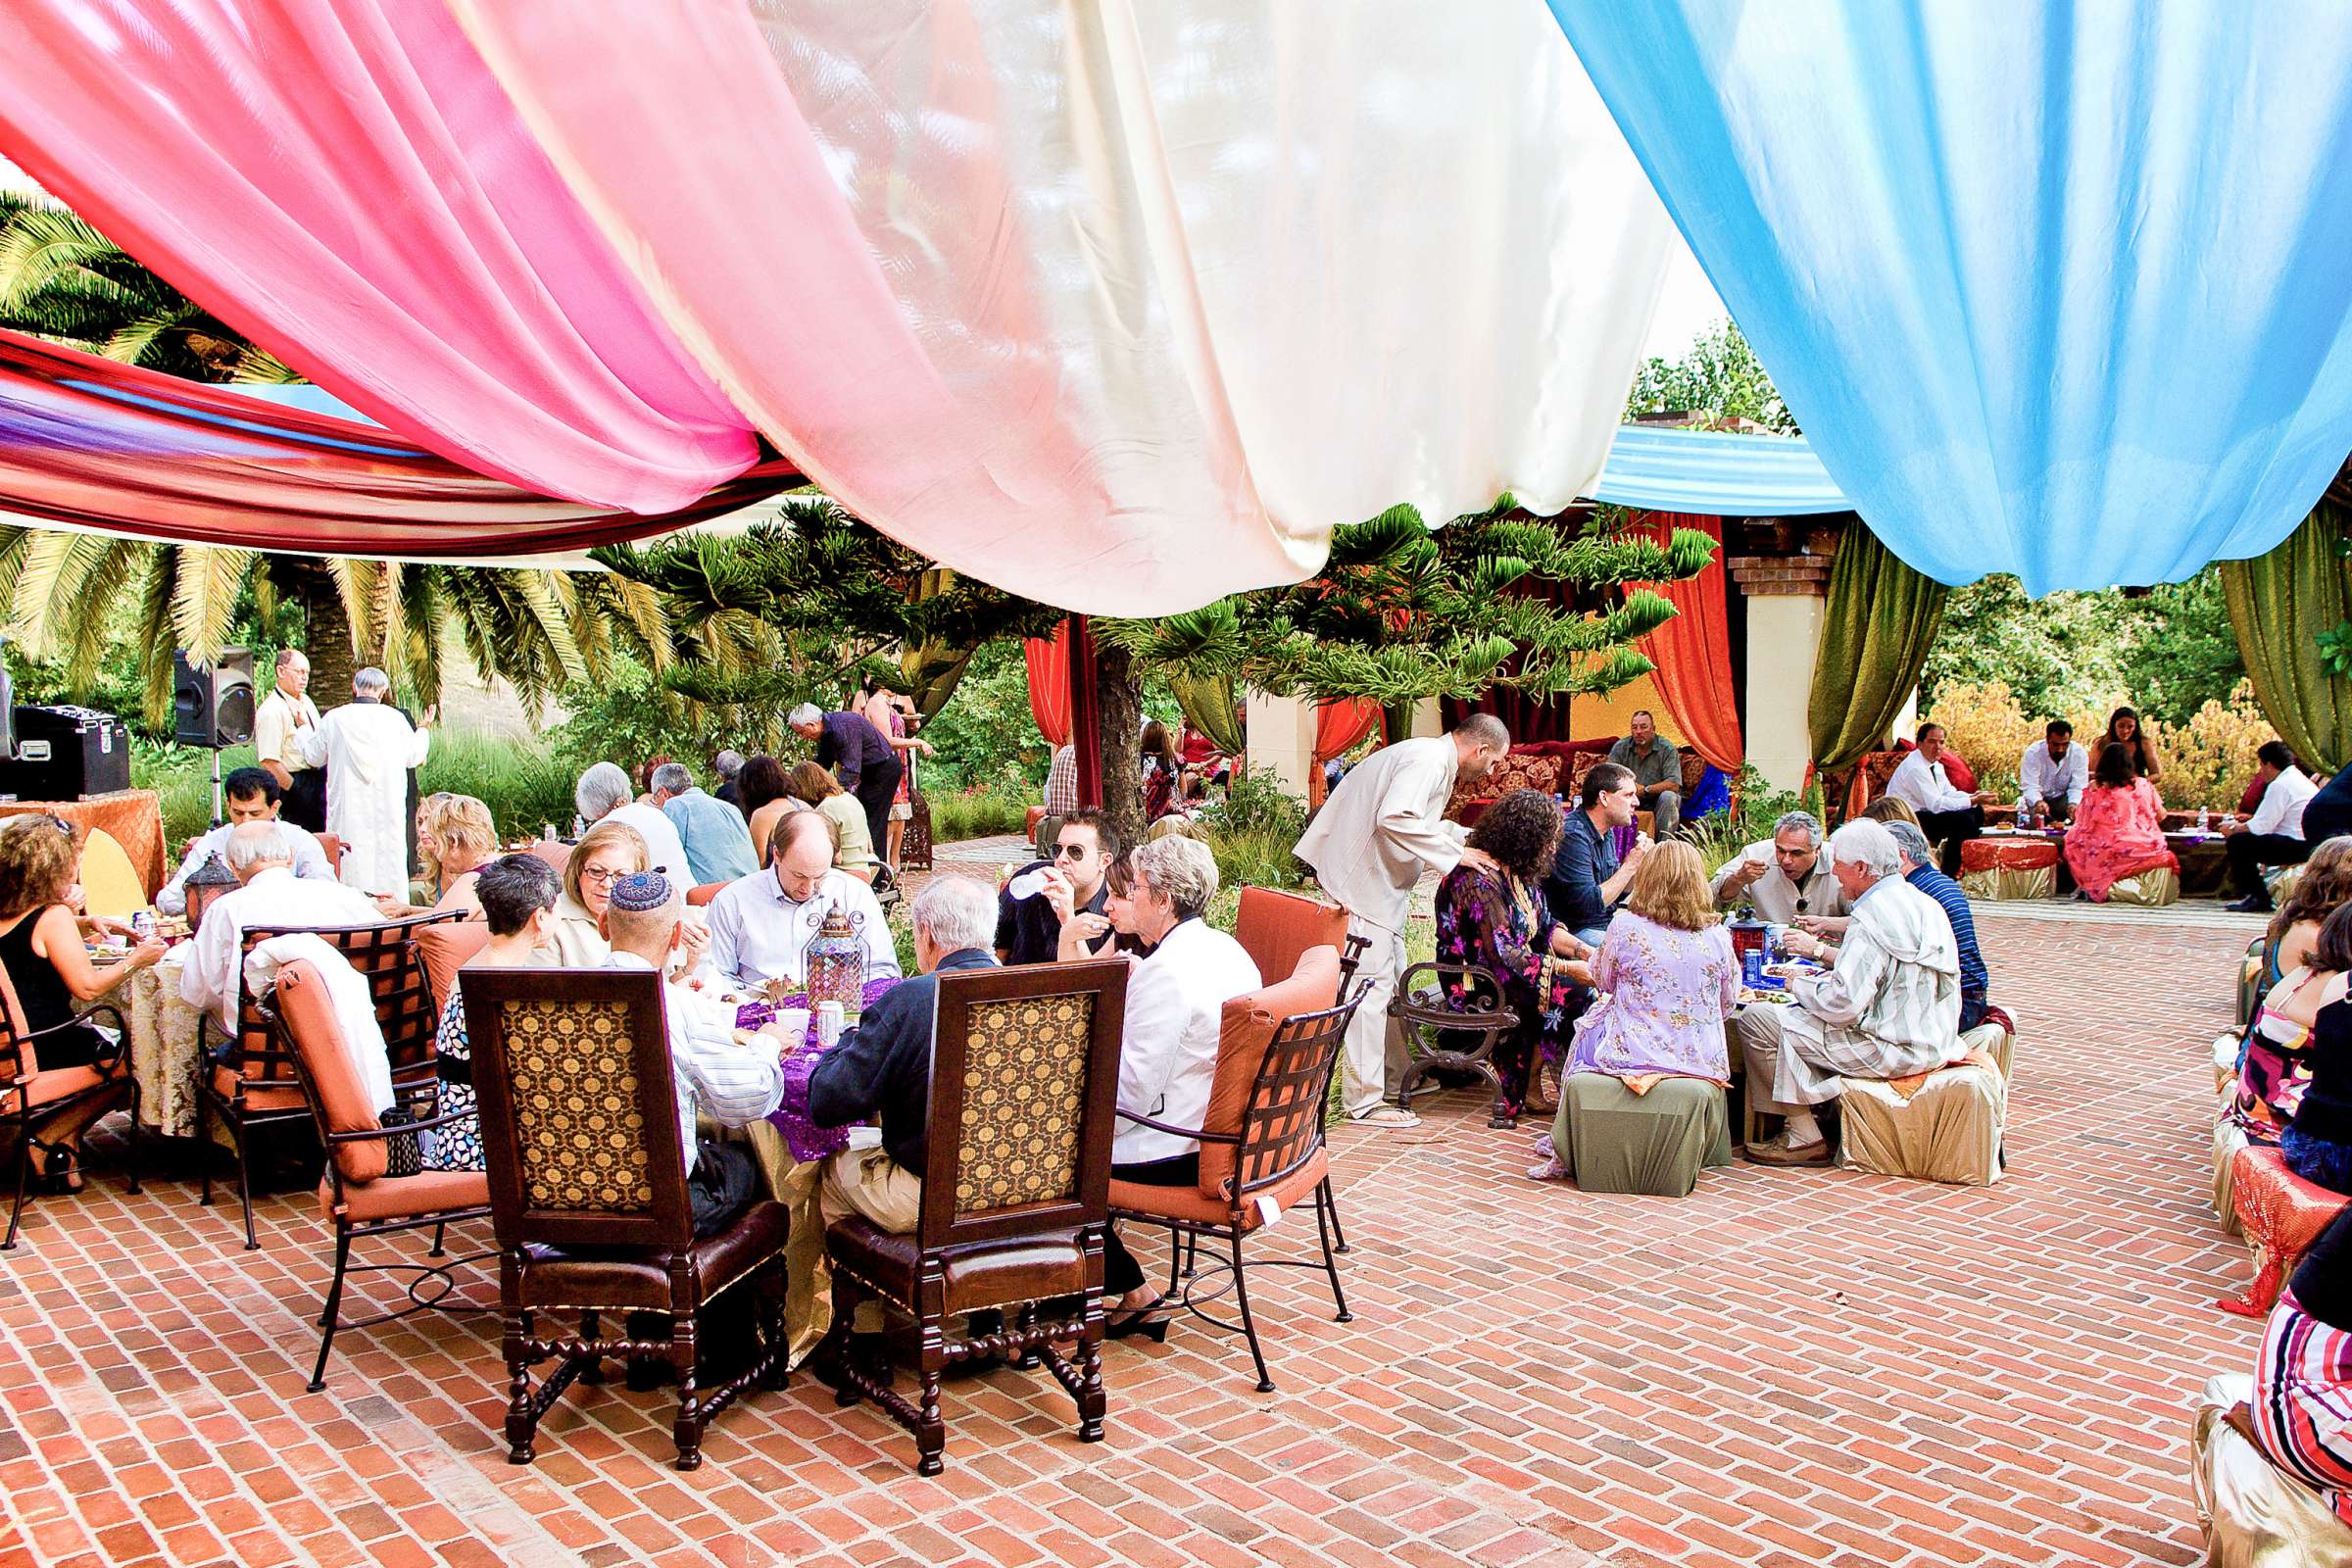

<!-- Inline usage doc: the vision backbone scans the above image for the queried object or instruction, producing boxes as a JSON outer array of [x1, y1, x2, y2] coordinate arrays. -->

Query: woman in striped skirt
[[2252, 1204, 2352, 1522]]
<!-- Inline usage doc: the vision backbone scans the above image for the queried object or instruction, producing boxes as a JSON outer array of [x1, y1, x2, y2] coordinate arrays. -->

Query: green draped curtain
[[1807, 517, 1950, 775], [2223, 502, 2352, 773], [1169, 671, 1245, 754]]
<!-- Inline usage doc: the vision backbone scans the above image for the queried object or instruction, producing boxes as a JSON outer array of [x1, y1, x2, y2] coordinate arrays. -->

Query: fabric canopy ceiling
[[0, 1, 1673, 614], [1550, 0, 2352, 594], [1587, 425, 1843, 515], [0, 328, 798, 558]]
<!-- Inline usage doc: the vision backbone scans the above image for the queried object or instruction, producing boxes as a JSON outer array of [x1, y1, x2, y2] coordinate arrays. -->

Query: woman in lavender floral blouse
[[1432, 789, 1595, 1119], [1562, 840, 1739, 1087]]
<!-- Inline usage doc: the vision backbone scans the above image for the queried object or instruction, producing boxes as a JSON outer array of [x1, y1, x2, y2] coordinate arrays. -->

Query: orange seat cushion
[[1113, 1147, 1329, 1232], [21, 1064, 114, 1107], [208, 1063, 307, 1112], [320, 1169, 489, 1223]]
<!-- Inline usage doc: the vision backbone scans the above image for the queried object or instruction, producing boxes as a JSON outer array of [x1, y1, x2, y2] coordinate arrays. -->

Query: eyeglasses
[[580, 865, 631, 886], [1053, 843, 1093, 860]]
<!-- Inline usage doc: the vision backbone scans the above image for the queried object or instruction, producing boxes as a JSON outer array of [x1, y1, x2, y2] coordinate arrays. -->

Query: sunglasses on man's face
[[1054, 842, 1095, 860]]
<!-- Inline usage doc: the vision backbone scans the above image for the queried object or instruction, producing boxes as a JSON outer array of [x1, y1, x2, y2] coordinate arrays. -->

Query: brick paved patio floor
[[0, 903, 2269, 1567]]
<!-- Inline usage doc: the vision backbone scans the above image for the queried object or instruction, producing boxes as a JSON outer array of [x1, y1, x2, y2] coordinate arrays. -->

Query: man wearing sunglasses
[[995, 808, 1126, 965]]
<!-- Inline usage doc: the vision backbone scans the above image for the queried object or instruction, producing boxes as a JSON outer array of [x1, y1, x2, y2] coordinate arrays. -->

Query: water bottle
[[542, 822, 557, 842], [1006, 868, 1051, 901], [569, 814, 585, 840], [2196, 808, 2209, 835], [2015, 795, 2030, 828], [130, 909, 153, 942]]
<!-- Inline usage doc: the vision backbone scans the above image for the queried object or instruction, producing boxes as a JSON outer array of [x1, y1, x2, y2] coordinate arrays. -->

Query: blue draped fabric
[[1548, 2, 2352, 593], [1589, 425, 1843, 515]]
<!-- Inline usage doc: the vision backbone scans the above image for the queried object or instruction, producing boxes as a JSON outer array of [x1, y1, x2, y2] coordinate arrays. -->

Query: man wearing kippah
[[600, 870, 790, 1236]]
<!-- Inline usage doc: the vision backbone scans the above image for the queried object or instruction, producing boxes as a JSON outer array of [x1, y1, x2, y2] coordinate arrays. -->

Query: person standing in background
[[291, 668, 432, 896], [789, 702, 903, 864], [254, 649, 324, 833]]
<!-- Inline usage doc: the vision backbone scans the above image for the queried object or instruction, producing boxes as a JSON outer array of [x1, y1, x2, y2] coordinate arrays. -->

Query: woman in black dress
[[0, 816, 166, 1187]]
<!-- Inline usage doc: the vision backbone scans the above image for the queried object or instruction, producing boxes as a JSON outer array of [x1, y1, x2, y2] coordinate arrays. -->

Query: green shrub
[[930, 780, 1034, 843], [1204, 823, 1310, 894], [419, 733, 578, 840], [1201, 765, 1307, 841]]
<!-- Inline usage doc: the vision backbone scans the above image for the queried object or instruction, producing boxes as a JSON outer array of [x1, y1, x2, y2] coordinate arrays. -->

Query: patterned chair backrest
[[462, 965, 693, 1250], [917, 959, 1129, 1252], [231, 910, 463, 1082]]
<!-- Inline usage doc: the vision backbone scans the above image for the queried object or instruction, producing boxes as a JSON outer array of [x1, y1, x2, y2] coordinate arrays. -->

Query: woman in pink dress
[[2064, 742, 2177, 901]]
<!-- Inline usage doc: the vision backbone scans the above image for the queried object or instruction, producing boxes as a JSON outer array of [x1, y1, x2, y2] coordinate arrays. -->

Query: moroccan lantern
[[183, 851, 240, 933], [804, 906, 867, 1020]]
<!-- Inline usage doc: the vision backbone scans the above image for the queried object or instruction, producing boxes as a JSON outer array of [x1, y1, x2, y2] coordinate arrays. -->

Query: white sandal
[[1351, 1105, 1420, 1129]]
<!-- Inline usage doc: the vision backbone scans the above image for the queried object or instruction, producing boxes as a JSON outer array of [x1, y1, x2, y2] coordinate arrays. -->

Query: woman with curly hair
[[1431, 788, 1593, 1120]]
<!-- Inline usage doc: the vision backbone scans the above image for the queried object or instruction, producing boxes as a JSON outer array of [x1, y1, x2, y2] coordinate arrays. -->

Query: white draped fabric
[[449, 1, 1672, 612]]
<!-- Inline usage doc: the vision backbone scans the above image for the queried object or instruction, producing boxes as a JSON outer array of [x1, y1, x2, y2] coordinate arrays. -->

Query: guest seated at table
[[2100, 705, 2165, 781], [2278, 906, 2352, 1196], [180, 821, 382, 1033], [575, 760, 690, 884], [601, 872, 788, 1236], [782, 762, 879, 885], [2018, 719, 2089, 826], [809, 876, 999, 1240], [1886, 722, 1999, 876], [2256, 840, 2352, 1008], [1860, 796, 1918, 827], [1606, 710, 1684, 839], [995, 808, 1124, 965], [2232, 917, 2345, 1150], [2306, 766, 2352, 849], [1100, 837, 1264, 1337], [424, 855, 562, 1173], [2243, 1201, 2352, 1521], [156, 767, 335, 916], [2227, 742, 2319, 913], [736, 756, 797, 868], [1433, 788, 1596, 1121], [375, 794, 498, 918], [705, 810, 898, 990], [1710, 809, 1846, 923], [1791, 820, 1993, 1033], [1544, 762, 1647, 945], [0, 816, 167, 1189], [2065, 744, 2177, 903], [1734, 819, 1965, 1165], [1526, 844, 1738, 1183], [542, 820, 647, 966], [651, 761, 760, 887]]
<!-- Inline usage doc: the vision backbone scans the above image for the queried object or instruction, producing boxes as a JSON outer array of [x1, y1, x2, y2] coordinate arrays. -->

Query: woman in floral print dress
[[1432, 788, 1595, 1117]]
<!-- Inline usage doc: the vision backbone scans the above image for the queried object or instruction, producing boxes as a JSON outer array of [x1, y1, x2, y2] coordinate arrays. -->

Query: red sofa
[[1445, 738, 1710, 827]]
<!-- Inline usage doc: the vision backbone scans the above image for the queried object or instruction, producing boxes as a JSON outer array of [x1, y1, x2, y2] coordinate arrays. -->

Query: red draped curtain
[[1307, 699, 1385, 806], [1632, 512, 1744, 771], [1025, 620, 1073, 745]]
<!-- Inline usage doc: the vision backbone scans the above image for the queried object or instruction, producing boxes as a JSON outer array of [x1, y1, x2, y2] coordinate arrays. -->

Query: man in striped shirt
[[1798, 819, 1991, 1034]]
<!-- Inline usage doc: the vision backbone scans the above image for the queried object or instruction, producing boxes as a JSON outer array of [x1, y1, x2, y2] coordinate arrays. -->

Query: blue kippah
[[608, 871, 672, 911]]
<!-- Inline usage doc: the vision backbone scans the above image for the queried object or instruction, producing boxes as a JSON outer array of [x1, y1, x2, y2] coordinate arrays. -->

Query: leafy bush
[[919, 641, 1049, 792], [1927, 676, 2275, 812], [929, 781, 1035, 843], [1204, 824, 1311, 895], [1681, 762, 1807, 879], [419, 732, 578, 840], [544, 662, 734, 779], [1201, 765, 1307, 841]]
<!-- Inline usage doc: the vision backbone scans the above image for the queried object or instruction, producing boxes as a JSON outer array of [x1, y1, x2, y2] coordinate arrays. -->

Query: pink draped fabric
[[2063, 778, 2178, 902], [0, 1, 757, 514], [0, 329, 796, 556]]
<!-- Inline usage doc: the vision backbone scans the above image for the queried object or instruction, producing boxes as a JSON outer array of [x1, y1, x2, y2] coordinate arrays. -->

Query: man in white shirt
[[705, 810, 899, 990], [2017, 719, 2089, 825], [574, 761, 691, 884], [1710, 809, 1847, 923], [180, 821, 382, 1032], [2226, 741, 2320, 912], [291, 667, 431, 896], [254, 648, 325, 832], [1293, 712, 1508, 1129], [156, 767, 336, 916], [1886, 722, 1997, 876], [600, 871, 789, 1236]]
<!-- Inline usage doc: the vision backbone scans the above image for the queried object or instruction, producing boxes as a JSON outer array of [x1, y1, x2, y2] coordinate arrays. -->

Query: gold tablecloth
[[125, 950, 214, 1141]]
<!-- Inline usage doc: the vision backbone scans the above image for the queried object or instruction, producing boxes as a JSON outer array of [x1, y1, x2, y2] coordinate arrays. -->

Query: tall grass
[[929, 781, 1034, 843]]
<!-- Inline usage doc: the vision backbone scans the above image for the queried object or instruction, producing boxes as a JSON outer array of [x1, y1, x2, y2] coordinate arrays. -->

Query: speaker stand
[[209, 747, 224, 830]]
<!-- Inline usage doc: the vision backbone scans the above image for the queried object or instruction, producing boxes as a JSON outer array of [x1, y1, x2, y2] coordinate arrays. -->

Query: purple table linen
[[744, 977, 900, 1164]]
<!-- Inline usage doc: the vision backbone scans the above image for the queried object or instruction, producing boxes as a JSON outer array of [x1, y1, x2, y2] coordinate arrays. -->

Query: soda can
[[1741, 948, 1763, 989]]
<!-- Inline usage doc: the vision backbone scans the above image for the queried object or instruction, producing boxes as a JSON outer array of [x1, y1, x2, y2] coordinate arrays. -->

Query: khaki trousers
[[818, 1147, 923, 1335], [1339, 916, 1414, 1118]]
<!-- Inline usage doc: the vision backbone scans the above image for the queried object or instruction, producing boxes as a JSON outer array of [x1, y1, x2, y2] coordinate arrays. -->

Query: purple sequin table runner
[[742, 977, 900, 1163]]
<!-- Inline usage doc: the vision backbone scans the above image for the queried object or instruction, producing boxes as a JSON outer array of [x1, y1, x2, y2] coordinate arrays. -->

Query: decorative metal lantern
[[804, 905, 867, 1019], [183, 850, 240, 932]]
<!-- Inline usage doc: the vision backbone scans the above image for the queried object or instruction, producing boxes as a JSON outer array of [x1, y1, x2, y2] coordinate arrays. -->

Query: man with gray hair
[[649, 760, 758, 886], [179, 820, 381, 1031], [574, 760, 690, 885], [1294, 712, 1509, 1129], [1711, 809, 1846, 923], [1734, 818, 1965, 1164], [290, 666, 432, 896], [788, 700, 901, 862], [808, 875, 1002, 1236], [1796, 817, 1992, 1034], [712, 749, 748, 808]]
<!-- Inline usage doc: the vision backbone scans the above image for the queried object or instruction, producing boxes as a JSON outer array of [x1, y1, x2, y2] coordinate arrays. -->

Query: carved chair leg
[[1314, 1180, 1352, 1323], [759, 1265, 792, 1391], [308, 1229, 352, 1393], [913, 1318, 948, 1475], [1, 1119, 29, 1250], [577, 1312, 604, 1386], [1227, 1225, 1274, 1394], [504, 1310, 538, 1464], [827, 1271, 863, 1407], [1013, 1303, 1042, 1371], [1075, 1296, 1105, 1444], [671, 1311, 703, 1471], [196, 1093, 213, 1207]]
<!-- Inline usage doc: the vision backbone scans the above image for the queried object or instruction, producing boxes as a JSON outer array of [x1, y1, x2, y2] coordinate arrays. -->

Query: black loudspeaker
[[173, 648, 255, 747], [0, 706, 130, 800]]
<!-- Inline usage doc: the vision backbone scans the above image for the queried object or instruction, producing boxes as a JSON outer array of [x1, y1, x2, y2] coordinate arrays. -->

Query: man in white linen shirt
[[573, 761, 690, 884], [181, 822, 382, 1033], [2225, 740, 2320, 913], [254, 648, 325, 832], [1293, 713, 1507, 1130], [156, 767, 335, 915], [2016, 719, 2089, 825], [1710, 809, 1847, 923], [1886, 722, 1997, 877], [600, 871, 789, 1236], [705, 810, 900, 989], [290, 667, 431, 896]]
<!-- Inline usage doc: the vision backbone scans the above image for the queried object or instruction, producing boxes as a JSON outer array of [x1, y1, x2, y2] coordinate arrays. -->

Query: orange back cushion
[[414, 921, 491, 1015], [273, 960, 385, 1184], [1233, 887, 1348, 990], [1197, 946, 1342, 1201]]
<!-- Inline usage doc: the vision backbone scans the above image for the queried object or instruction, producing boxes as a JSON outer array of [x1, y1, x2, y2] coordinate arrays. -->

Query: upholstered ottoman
[[1958, 837, 2058, 901], [1550, 1073, 1732, 1198], [2214, 1116, 2248, 1239], [2191, 1373, 2352, 1564], [2104, 865, 2180, 907], [2227, 1146, 2352, 1315], [1836, 1021, 2011, 1186]]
